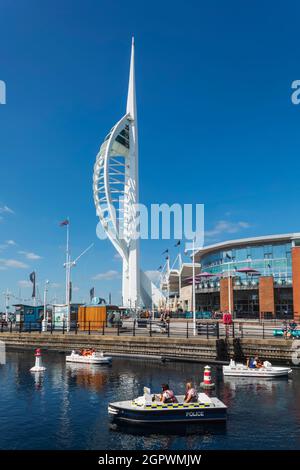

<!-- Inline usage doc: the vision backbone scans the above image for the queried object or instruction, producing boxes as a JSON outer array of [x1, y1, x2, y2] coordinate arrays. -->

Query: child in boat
[[158, 384, 178, 403], [184, 382, 197, 403]]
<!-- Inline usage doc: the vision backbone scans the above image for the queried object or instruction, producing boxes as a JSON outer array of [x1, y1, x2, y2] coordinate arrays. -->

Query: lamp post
[[4, 288, 10, 322], [228, 262, 232, 315], [223, 254, 237, 317], [192, 238, 196, 336], [42, 280, 49, 332], [185, 238, 199, 336], [63, 243, 94, 332]]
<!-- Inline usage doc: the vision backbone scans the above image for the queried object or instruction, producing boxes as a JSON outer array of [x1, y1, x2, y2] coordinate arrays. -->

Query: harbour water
[[0, 350, 300, 450]]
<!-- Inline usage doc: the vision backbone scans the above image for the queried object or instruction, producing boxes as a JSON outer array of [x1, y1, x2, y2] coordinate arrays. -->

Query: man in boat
[[157, 384, 178, 404], [184, 382, 197, 403]]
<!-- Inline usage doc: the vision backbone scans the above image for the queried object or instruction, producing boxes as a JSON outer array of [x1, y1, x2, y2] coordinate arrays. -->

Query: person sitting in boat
[[254, 355, 263, 368], [246, 356, 256, 369], [184, 382, 197, 403], [82, 349, 92, 356], [158, 384, 178, 404]]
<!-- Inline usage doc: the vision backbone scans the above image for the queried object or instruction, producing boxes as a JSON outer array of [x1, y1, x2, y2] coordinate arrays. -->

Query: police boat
[[108, 387, 227, 424]]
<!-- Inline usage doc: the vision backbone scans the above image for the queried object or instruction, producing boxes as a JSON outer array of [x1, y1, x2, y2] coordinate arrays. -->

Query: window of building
[[274, 287, 293, 319], [234, 290, 259, 319]]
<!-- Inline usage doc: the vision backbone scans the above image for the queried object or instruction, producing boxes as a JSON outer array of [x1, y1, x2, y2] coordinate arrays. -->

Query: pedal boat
[[223, 360, 292, 378], [66, 350, 112, 365], [108, 389, 227, 424]]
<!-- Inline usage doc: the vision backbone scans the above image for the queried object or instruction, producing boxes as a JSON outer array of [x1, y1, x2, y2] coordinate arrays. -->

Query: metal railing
[[0, 318, 297, 340]]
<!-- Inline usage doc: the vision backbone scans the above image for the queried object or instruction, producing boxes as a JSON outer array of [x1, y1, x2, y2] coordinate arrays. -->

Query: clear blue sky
[[0, 0, 300, 308]]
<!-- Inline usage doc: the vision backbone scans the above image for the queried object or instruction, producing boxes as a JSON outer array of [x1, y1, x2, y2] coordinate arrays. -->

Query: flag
[[29, 271, 36, 298], [69, 281, 72, 303], [90, 287, 95, 302], [165, 255, 169, 260], [174, 240, 181, 247], [59, 219, 69, 226], [267, 263, 271, 269], [225, 253, 232, 260], [162, 249, 169, 255], [109, 293, 112, 304], [157, 266, 162, 271]]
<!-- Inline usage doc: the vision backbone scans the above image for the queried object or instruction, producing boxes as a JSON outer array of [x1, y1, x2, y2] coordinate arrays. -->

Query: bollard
[[133, 319, 136, 336], [200, 365, 215, 389], [88, 321, 91, 335], [149, 321, 152, 337], [186, 322, 189, 339], [102, 321, 105, 336]]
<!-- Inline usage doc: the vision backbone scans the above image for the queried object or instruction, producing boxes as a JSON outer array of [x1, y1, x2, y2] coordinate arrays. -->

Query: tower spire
[[126, 37, 137, 121]]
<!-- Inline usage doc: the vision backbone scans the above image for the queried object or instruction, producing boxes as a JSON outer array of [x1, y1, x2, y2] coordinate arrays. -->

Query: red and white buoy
[[30, 348, 46, 372], [200, 365, 215, 389]]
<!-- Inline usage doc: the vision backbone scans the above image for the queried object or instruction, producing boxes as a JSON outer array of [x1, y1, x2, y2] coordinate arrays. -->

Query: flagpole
[[65, 219, 69, 305], [65, 219, 71, 332]]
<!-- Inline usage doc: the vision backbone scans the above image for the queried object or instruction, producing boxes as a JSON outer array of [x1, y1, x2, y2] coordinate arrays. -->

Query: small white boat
[[66, 350, 112, 365], [223, 360, 292, 378]]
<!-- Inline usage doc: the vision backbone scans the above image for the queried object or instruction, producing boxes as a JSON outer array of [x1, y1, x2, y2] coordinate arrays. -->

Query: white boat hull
[[66, 352, 112, 365], [223, 363, 292, 378]]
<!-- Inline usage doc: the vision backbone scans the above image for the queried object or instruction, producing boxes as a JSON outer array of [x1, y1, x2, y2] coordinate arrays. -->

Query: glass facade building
[[186, 233, 300, 319], [200, 241, 292, 284]]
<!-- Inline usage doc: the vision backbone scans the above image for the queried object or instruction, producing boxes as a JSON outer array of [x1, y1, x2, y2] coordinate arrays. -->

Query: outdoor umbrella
[[235, 267, 260, 275]]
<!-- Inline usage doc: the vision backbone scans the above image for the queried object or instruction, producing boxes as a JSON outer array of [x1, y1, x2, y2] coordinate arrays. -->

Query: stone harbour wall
[[0, 332, 298, 365]]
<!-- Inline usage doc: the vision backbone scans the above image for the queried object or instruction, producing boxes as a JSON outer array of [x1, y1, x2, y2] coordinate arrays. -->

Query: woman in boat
[[184, 382, 197, 403], [159, 384, 178, 403]]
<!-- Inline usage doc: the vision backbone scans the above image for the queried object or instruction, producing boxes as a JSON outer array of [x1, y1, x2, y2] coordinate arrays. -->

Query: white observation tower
[[94, 38, 158, 309]]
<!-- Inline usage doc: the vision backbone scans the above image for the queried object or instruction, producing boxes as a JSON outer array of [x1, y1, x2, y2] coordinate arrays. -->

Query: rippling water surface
[[0, 350, 300, 450]]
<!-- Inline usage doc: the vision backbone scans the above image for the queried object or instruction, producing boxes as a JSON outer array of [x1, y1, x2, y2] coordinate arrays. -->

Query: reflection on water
[[0, 350, 300, 450], [66, 363, 109, 392], [110, 420, 227, 437]]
